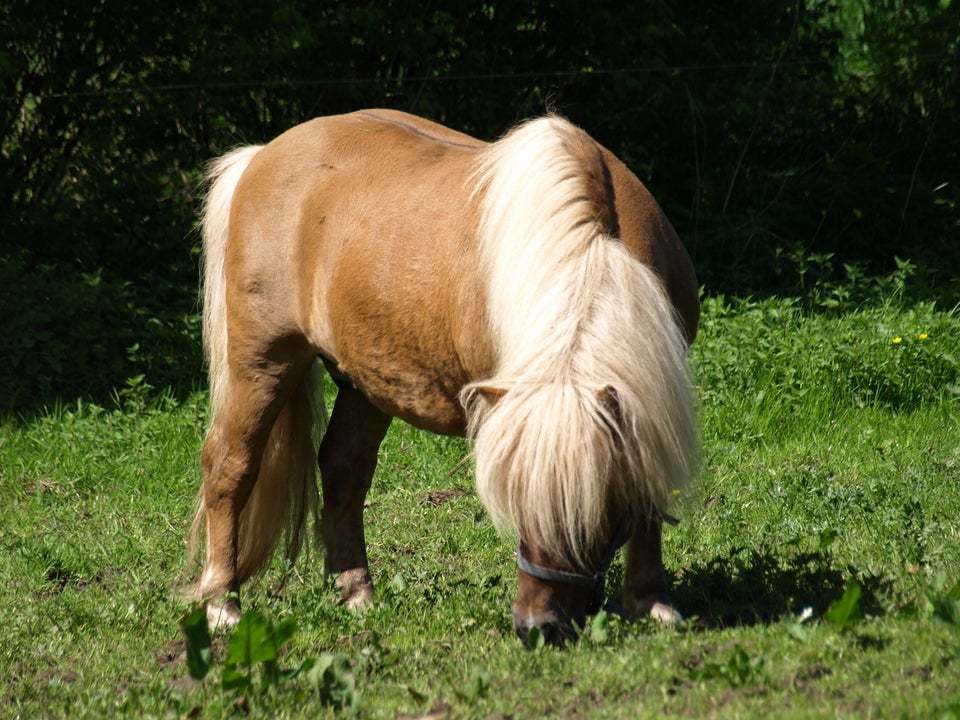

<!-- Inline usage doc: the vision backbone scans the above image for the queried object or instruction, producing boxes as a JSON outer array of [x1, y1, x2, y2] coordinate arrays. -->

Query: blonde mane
[[461, 117, 697, 570]]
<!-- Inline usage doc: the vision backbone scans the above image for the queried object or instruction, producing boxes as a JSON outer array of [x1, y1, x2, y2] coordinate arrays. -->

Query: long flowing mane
[[461, 116, 697, 570]]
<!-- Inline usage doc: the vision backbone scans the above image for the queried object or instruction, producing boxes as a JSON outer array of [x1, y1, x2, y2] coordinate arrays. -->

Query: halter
[[515, 507, 678, 613]]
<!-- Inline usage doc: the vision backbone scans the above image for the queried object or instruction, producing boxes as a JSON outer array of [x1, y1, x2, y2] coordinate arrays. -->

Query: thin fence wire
[[3, 52, 952, 105]]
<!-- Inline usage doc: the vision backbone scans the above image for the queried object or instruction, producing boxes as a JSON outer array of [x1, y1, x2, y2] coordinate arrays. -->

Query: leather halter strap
[[515, 510, 633, 592], [515, 506, 679, 591]]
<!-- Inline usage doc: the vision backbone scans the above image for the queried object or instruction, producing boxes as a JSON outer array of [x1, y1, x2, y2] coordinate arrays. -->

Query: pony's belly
[[349, 370, 468, 436]]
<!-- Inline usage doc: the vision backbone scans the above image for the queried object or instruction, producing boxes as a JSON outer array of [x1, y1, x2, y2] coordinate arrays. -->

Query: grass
[[2, 290, 959, 718]]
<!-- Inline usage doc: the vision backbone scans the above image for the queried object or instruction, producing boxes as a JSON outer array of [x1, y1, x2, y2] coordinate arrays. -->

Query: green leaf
[[689, 644, 759, 688], [179, 606, 213, 682], [308, 653, 359, 711], [825, 580, 863, 630], [784, 606, 814, 642], [307, 653, 335, 684], [221, 664, 251, 693], [269, 618, 298, 655], [225, 610, 273, 667], [224, 612, 255, 667], [525, 626, 546, 651], [389, 573, 407, 593], [589, 610, 610, 644]]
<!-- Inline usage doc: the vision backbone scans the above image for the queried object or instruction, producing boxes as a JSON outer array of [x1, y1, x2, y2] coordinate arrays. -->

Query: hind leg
[[200, 390, 270, 628], [621, 517, 682, 623], [200, 349, 310, 628], [318, 384, 392, 609]]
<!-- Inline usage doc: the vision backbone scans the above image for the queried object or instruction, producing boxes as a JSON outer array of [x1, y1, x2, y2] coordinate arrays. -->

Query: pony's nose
[[512, 607, 575, 646]]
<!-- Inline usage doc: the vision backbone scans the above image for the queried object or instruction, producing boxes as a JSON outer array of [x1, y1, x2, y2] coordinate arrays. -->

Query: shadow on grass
[[609, 546, 893, 629]]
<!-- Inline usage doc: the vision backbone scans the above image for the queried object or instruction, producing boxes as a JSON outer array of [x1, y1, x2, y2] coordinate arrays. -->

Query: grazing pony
[[189, 109, 698, 644]]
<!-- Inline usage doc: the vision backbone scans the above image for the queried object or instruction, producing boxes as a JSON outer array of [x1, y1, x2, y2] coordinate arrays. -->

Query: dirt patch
[[37, 668, 79, 685], [156, 633, 231, 694], [396, 703, 452, 720], [157, 637, 202, 693], [156, 638, 189, 669], [558, 689, 604, 719], [419, 489, 468, 506], [796, 663, 832, 683], [157, 635, 229, 669], [8, 657, 79, 705]]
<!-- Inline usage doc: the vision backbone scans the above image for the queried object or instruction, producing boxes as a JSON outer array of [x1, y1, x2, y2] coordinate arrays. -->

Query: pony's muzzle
[[512, 572, 599, 647], [512, 605, 579, 647], [512, 536, 618, 647]]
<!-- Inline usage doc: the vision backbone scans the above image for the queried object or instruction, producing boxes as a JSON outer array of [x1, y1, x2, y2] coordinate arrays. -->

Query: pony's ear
[[597, 385, 623, 433], [473, 385, 507, 406]]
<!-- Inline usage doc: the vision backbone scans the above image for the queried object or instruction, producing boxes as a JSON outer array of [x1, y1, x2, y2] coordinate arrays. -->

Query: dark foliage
[[2, 0, 957, 412]]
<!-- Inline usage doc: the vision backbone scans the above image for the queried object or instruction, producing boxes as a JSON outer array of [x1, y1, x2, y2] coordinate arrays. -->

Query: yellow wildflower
[[892, 337, 902, 344], [919, 333, 928, 340]]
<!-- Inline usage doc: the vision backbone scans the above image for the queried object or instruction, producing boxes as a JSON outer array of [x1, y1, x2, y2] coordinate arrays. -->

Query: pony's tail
[[186, 146, 324, 595]]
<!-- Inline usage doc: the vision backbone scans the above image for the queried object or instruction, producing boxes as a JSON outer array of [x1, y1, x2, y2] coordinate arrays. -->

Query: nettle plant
[[179, 605, 359, 712]]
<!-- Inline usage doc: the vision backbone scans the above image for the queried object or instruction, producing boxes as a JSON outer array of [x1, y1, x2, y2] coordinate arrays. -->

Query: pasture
[[2, 287, 959, 718]]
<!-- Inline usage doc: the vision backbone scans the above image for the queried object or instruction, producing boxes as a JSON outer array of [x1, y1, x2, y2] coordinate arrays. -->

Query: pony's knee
[[200, 425, 235, 494], [200, 426, 225, 479], [201, 425, 256, 507]]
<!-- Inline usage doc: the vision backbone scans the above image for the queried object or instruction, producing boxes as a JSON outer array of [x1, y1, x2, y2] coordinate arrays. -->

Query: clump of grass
[[824, 580, 863, 631], [695, 291, 958, 419], [830, 308, 958, 408]]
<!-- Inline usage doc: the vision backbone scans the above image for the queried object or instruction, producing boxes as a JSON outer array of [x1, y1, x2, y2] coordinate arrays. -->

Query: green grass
[[2, 293, 959, 718]]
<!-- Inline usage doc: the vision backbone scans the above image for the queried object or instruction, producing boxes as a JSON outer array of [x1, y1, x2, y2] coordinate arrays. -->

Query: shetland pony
[[189, 109, 698, 644]]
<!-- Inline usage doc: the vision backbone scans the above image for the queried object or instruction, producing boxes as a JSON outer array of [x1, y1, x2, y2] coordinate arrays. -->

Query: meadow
[[2, 275, 958, 718]]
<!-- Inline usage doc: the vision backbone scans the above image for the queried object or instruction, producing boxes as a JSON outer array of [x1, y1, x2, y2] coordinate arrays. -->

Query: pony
[[188, 109, 699, 645]]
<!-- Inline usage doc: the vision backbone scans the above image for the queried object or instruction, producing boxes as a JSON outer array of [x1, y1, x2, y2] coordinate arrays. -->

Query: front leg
[[621, 516, 682, 623], [318, 385, 392, 609]]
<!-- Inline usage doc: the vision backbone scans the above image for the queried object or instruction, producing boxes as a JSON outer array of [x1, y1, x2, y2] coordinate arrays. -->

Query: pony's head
[[512, 499, 634, 644], [464, 379, 690, 645]]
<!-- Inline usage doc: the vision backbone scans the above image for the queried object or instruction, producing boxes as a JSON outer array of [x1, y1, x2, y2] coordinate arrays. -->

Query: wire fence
[[4, 51, 952, 105]]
